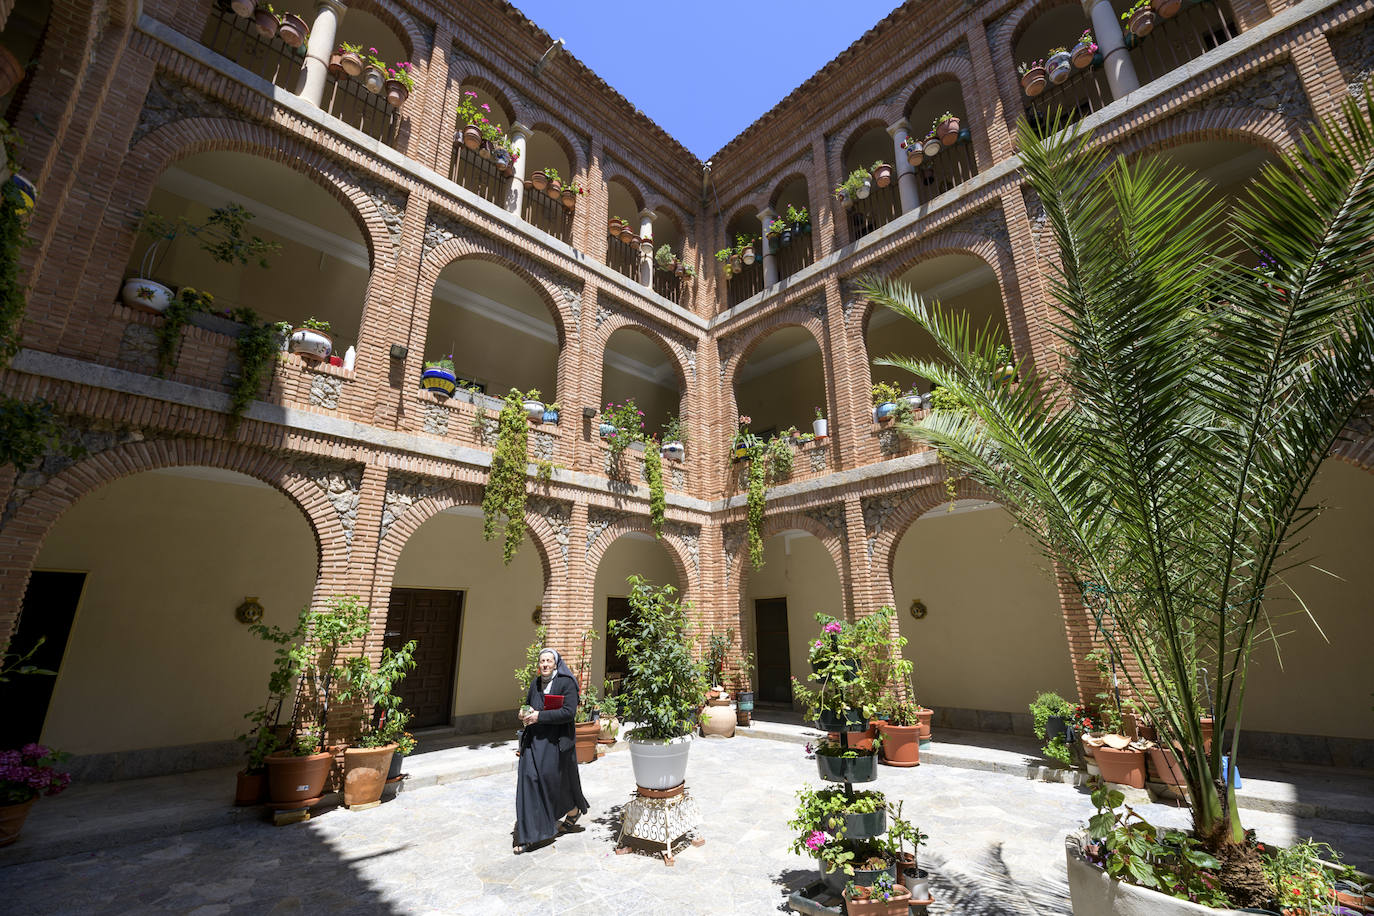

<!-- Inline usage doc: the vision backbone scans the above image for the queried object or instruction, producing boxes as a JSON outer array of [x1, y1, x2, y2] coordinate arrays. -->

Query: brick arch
[[605, 174, 646, 213], [419, 238, 573, 348], [450, 69, 523, 127], [723, 309, 831, 415], [1111, 106, 1303, 162], [1002, 0, 1088, 63], [527, 120, 588, 179], [837, 117, 892, 171], [122, 117, 390, 272], [899, 60, 978, 122], [347, 0, 428, 62], [0, 440, 346, 643], [730, 512, 851, 651], [585, 521, 694, 600], [769, 171, 812, 210], [868, 478, 1001, 608], [593, 314, 690, 396]]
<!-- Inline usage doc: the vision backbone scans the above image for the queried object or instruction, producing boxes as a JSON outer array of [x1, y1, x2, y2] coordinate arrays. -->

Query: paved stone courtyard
[[1, 734, 1370, 915]]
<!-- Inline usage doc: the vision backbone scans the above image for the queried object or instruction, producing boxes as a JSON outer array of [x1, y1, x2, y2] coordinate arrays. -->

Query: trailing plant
[[863, 91, 1374, 903], [514, 624, 549, 702], [645, 438, 666, 536], [154, 287, 214, 377], [0, 396, 82, 472], [481, 388, 532, 565], [600, 398, 645, 457], [742, 433, 795, 568], [608, 575, 707, 741], [0, 125, 30, 368], [654, 243, 677, 271], [791, 613, 878, 719]]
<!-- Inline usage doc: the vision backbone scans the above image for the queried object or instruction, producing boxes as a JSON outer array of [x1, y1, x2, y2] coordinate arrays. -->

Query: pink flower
[[824, 622, 842, 634], [805, 830, 832, 851], [481, 103, 491, 111], [369, 47, 378, 54], [813, 640, 823, 649]]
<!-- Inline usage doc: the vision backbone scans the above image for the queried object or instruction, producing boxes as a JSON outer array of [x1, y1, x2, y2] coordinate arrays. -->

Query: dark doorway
[[385, 588, 462, 729], [604, 596, 633, 692], [0, 570, 86, 747], [754, 596, 792, 704]]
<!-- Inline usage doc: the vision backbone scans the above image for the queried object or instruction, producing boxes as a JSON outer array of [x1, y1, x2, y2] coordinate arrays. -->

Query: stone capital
[[886, 118, 912, 138], [510, 121, 533, 140], [314, 0, 348, 17]]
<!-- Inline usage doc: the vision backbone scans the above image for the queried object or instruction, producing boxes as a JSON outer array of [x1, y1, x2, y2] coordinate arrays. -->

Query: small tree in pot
[[336, 637, 417, 808], [608, 576, 708, 790]]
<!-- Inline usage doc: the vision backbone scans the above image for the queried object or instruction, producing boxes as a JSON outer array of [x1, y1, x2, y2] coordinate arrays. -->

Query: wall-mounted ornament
[[532, 604, 543, 625], [235, 596, 265, 625], [909, 598, 927, 620]]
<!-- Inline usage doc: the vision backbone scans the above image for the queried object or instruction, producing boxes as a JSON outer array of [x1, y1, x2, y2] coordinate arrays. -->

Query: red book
[[542, 694, 564, 711]]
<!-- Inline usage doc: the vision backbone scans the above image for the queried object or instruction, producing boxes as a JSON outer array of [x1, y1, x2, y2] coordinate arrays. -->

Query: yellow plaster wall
[[890, 505, 1076, 713], [390, 509, 546, 717], [35, 470, 318, 754], [592, 535, 681, 691]]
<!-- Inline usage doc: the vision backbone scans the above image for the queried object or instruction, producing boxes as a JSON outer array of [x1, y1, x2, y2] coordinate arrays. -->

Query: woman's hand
[[520, 710, 539, 726]]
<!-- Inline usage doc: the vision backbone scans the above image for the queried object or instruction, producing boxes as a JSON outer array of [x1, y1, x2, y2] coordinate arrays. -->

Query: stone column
[[886, 119, 920, 214], [758, 208, 779, 288], [1084, 0, 1139, 99], [508, 121, 531, 216], [296, 0, 348, 108], [638, 208, 655, 287]]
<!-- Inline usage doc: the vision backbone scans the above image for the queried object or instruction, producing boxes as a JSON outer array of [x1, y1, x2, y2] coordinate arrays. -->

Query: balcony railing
[[847, 180, 902, 243], [913, 140, 978, 201], [522, 186, 574, 244], [726, 257, 765, 306], [607, 236, 641, 281], [774, 229, 814, 282], [202, 5, 398, 145], [450, 143, 511, 208], [652, 267, 684, 304], [1024, 0, 1236, 136]]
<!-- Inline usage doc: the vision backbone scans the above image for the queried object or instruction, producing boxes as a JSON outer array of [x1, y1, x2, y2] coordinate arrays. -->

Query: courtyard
[[2, 724, 1370, 915]]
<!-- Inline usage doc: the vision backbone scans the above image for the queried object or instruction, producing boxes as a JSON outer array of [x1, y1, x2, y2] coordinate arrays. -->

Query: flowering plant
[[732, 415, 760, 451], [601, 399, 645, 456], [788, 784, 887, 863], [0, 744, 71, 804], [1047, 46, 1068, 56], [815, 405, 826, 420], [1121, 0, 1151, 20], [1077, 29, 1097, 50], [364, 46, 385, 71], [1018, 59, 1046, 75], [385, 60, 414, 91], [423, 353, 454, 371]]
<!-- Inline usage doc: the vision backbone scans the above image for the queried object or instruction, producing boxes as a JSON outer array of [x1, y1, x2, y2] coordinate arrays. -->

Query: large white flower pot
[[1065, 833, 1257, 916], [813, 418, 828, 438], [523, 400, 544, 421], [661, 441, 685, 462], [627, 731, 692, 790], [121, 278, 173, 314], [289, 327, 332, 361]]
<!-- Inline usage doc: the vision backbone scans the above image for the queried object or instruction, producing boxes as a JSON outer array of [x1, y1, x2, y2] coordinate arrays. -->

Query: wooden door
[[385, 588, 462, 729], [754, 597, 792, 704], [605, 596, 632, 690], [0, 571, 86, 746]]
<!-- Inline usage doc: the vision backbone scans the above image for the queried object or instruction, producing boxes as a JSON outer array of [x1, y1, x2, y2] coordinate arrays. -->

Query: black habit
[[515, 673, 590, 847]]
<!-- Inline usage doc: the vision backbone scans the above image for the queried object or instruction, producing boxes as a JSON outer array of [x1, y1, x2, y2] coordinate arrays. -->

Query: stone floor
[[1, 730, 1371, 915]]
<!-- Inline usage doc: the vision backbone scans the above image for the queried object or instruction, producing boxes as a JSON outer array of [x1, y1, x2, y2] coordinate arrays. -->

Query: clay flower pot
[[339, 50, 364, 77], [462, 124, 482, 151], [384, 79, 408, 107], [0, 797, 36, 847], [327, 53, 347, 78], [277, 13, 309, 48], [1071, 41, 1097, 69], [361, 65, 385, 94], [575, 720, 600, 763], [872, 163, 893, 188], [529, 169, 549, 191], [1146, 746, 1186, 785], [560, 188, 577, 210], [1152, 0, 1182, 17], [343, 744, 397, 808], [619, 227, 634, 245], [251, 7, 278, 39], [879, 722, 920, 767], [1094, 741, 1146, 788], [265, 750, 334, 805], [545, 178, 562, 200], [477, 140, 493, 160], [230, 0, 256, 15], [936, 117, 960, 146], [845, 883, 911, 915], [1047, 51, 1073, 85], [921, 135, 942, 158], [1129, 7, 1156, 37], [234, 769, 267, 806], [607, 218, 623, 236], [1021, 65, 1048, 97], [905, 146, 924, 167], [915, 706, 934, 740]]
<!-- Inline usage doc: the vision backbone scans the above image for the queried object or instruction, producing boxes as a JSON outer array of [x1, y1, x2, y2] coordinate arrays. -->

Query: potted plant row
[[833, 166, 872, 209], [234, 4, 310, 47], [455, 92, 518, 177]]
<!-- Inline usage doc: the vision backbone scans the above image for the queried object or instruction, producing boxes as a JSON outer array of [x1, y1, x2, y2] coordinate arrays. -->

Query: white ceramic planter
[[813, 418, 828, 438], [289, 327, 332, 361], [855, 179, 872, 200], [523, 400, 544, 421], [121, 278, 174, 314], [1066, 833, 1258, 915], [361, 66, 385, 94], [626, 731, 692, 790], [923, 136, 943, 158], [661, 441, 685, 462]]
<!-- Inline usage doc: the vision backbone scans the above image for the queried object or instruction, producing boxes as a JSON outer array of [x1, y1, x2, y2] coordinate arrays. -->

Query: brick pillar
[[415, 23, 453, 176], [1228, 0, 1278, 32], [966, 20, 1016, 163], [1000, 185, 1056, 374], [568, 285, 598, 474], [369, 191, 432, 428], [556, 501, 594, 654], [840, 495, 867, 619], [1289, 30, 1351, 120], [585, 138, 610, 263], [805, 132, 837, 262]]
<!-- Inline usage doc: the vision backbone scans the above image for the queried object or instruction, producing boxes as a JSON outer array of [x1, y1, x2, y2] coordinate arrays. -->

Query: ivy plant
[[645, 438, 666, 536], [154, 287, 215, 377], [0, 128, 29, 368], [481, 388, 531, 565], [227, 310, 282, 432], [743, 434, 795, 568], [0, 396, 83, 471]]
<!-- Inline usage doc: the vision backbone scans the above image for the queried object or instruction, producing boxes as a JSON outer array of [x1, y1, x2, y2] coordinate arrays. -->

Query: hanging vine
[[482, 389, 531, 565], [226, 311, 282, 433], [744, 435, 795, 569], [645, 439, 665, 536]]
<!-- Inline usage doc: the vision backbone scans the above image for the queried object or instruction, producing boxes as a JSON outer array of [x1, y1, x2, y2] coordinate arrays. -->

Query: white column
[[637, 208, 655, 287], [295, 0, 347, 108], [887, 119, 919, 214], [1084, 0, 1140, 99], [509, 122, 532, 216], [758, 207, 779, 288]]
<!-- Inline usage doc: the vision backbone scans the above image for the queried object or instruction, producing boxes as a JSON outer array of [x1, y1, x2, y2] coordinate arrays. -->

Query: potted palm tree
[[609, 576, 708, 791]]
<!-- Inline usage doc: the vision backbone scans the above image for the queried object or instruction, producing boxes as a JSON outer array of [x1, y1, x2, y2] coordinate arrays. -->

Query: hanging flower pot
[[872, 163, 893, 188], [608, 217, 624, 236], [1047, 51, 1073, 85], [383, 79, 408, 107], [462, 124, 482, 151], [277, 13, 309, 48], [906, 146, 924, 167], [936, 117, 961, 146], [492, 146, 511, 170], [420, 365, 457, 397], [674, 261, 685, 278], [545, 178, 562, 200], [729, 254, 743, 272], [780, 227, 793, 246], [120, 278, 174, 314], [741, 245, 756, 266], [836, 187, 853, 210], [855, 178, 872, 200], [327, 53, 347, 78], [922, 135, 942, 158], [1152, 0, 1183, 17], [1129, 7, 1156, 37], [661, 440, 685, 462], [477, 140, 493, 160], [339, 49, 364, 77], [251, 6, 279, 38], [529, 169, 549, 191], [1071, 40, 1097, 69], [560, 187, 576, 210], [618, 226, 634, 245], [361, 65, 385, 95], [1021, 63, 1048, 97], [230, 0, 256, 16]]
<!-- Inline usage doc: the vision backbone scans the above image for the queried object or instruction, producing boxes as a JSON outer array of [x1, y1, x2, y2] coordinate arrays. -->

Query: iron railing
[[607, 236, 641, 282], [1024, 56, 1115, 137], [726, 257, 765, 306], [202, 5, 397, 145], [847, 180, 902, 243], [522, 185, 574, 244], [450, 143, 511, 208], [912, 140, 979, 202], [773, 229, 815, 282]]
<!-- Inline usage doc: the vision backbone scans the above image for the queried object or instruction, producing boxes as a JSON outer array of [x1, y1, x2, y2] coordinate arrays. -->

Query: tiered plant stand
[[614, 783, 704, 866]]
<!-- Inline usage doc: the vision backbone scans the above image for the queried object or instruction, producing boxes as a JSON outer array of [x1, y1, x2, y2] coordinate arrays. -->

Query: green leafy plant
[[133, 204, 280, 283], [299, 317, 331, 332], [738, 425, 795, 568], [1121, 0, 1151, 20], [226, 310, 280, 433], [785, 204, 809, 227], [608, 576, 707, 742], [645, 438, 666, 536], [600, 398, 645, 457], [871, 380, 903, 407], [154, 287, 215, 377], [1030, 691, 1074, 739], [1085, 786, 1229, 906], [862, 91, 1374, 902], [791, 612, 883, 720], [338, 638, 418, 748], [423, 354, 455, 372], [654, 243, 677, 271], [514, 624, 549, 703], [0, 638, 56, 682], [0, 396, 82, 472], [0, 123, 30, 368], [788, 784, 887, 862], [482, 388, 532, 565], [543, 167, 561, 185], [660, 414, 686, 445], [701, 628, 734, 689], [1260, 838, 1353, 915]]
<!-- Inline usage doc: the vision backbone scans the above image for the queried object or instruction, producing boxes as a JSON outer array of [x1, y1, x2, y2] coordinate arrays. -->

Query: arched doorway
[[594, 533, 682, 694], [736, 325, 825, 439]]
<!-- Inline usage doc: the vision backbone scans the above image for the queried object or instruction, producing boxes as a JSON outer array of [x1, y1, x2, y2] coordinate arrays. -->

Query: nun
[[514, 647, 590, 853]]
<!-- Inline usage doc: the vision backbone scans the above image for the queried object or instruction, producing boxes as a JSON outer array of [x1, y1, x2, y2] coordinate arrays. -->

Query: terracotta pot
[[905, 147, 924, 167], [251, 8, 278, 39], [277, 13, 309, 48], [477, 140, 493, 160], [462, 124, 482, 151], [384, 79, 408, 107], [618, 227, 634, 245], [1094, 745, 1146, 788], [1146, 746, 1186, 785], [915, 707, 934, 740], [342, 744, 396, 807], [872, 163, 893, 188], [574, 721, 600, 763], [1153, 0, 1183, 16], [845, 884, 911, 915], [265, 750, 334, 804], [1129, 8, 1156, 37], [936, 117, 960, 146], [1199, 716, 1214, 754], [339, 51, 364, 77], [0, 797, 36, 847], [560, 188, 577, 210], [1021, 66, 1048, 97], [879, 723, 921, 767], [608, 218, 624, 235], [700, 703, 736, 738], [361, 65, 385, 95], [545, 179, 561, 200], [1071, 41, 1096, 69], [234, 769, 266, 806], [327, 54, 346, 78], [230, 0, 256, 16], [729, 254, 743, 272]]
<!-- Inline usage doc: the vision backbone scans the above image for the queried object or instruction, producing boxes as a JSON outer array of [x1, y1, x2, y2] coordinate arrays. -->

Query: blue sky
[[511, 1, 904, 159]]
